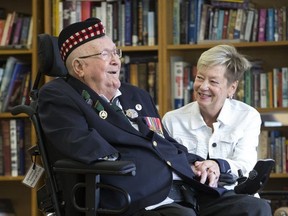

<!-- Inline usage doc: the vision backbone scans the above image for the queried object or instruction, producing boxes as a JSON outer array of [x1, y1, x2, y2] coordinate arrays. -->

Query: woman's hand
[[192, 160, 220, 188]]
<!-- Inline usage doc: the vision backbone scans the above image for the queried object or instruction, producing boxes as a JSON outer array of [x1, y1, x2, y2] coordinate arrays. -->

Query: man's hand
[[192, 160, 220, 188]]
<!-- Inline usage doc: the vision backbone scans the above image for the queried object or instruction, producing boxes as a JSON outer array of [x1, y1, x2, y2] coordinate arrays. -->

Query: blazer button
[[212, 143, 217, 147], [153, 141, 157, 147]]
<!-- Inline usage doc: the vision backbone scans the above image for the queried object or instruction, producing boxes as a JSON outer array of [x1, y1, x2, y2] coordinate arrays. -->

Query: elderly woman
[[163, 44, 262, 188]]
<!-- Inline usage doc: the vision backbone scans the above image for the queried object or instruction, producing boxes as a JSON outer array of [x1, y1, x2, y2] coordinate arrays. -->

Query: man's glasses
[[78, 48, 122, 61]]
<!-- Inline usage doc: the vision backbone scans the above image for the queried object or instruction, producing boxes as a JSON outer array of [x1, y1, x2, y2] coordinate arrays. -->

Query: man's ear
[[72, 58, 84, 78]]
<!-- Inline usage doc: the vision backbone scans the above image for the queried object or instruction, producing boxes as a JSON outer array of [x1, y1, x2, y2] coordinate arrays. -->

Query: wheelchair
[[11, 33, 275, 216], [11, 34, 136, 216]]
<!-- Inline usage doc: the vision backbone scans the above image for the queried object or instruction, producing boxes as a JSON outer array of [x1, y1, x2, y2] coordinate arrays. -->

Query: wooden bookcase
[[0, 0, 286, 214], [0, 0, 43, 215]]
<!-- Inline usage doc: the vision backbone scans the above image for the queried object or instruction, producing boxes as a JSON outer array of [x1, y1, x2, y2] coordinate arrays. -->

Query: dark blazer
[[38, 76, 224, 216]]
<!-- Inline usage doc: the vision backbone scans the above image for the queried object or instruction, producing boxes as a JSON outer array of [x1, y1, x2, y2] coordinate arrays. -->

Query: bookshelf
[[0, 0, 43, 215], [12, 0, 286, 214]]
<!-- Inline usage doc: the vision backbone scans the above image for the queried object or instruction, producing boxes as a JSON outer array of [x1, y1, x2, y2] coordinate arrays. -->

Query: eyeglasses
[[78, 48, 122, 61]]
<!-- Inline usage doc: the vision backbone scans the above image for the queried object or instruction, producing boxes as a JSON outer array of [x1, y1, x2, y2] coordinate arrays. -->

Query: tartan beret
[[58, 17, 105, 62]]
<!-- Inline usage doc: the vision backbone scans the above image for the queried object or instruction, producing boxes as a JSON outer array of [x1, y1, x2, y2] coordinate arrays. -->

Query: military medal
[[125, 109, 138, 119]]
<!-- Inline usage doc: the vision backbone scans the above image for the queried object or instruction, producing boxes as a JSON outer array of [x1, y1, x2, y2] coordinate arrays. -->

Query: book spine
[[188, 0, 198, 44], [124, 0, 132, 46], [10, 119, 18, 177], [173, 0, 180, 44], [1, 120, 11, 176], [282, 67, 288, 107], [258, 8, 267, 42]]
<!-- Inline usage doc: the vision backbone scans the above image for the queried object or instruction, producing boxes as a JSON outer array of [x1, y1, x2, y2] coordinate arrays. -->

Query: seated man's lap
[[198, 191, 272, 216], [133, 203, 197, 216]]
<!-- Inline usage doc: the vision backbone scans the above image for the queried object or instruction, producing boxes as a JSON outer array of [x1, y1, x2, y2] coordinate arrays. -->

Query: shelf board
[[0, 112, 28, 118], [167, 41, 288, 50], [270, 173, 288, 178], [0, 176, 24, 181], [120, 45, 158, 52], [0, 49, 33, 55]]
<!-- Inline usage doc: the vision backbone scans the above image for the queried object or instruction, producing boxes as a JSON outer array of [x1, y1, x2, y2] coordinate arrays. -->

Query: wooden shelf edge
[[167, 41, 288, 50], [270, 173, 288, 178], [0, 176, 25, 181]]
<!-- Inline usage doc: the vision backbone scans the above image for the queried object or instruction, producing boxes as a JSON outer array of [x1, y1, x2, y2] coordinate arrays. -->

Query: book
[[188, 0, 198, 44], [2, 61, 30, 112], [198, 4, 212, 42], [180, 0, 189, 44], [260, 72, 267, 108], [0, 57, 18, 112], [258, 130, 268, 159], [1, 120, 11, 176], [216, 9, 225, 40], [227, 9, 237, 39], [257, 8, 267, 42], [148, 61, 157, 105], [170, 56, 183, 109], [0, 12, 13, 46], [234, 8, 243, 39], [251, 8, 259, 42], [81, 1, 92, 21], [11, 14, 23, 45], [147, 11, 155, 46], [19, 15, 31, 46], [17, 119, 26, 176], [282, 67, 288, 107], [244, 9, 254, 42], [9, 119, 18, 177], [131, 0, 138, 46], [173, 61, 190, 109], [222, 9, 230, 39], [124, 0, 132, 46], [266, 8, 275, 41], [137, 62, 148, 91], [172, 0, 181, 44]]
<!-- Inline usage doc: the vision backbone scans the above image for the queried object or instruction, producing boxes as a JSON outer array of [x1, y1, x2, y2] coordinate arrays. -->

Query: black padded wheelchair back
[[11, 34, 136, 216]]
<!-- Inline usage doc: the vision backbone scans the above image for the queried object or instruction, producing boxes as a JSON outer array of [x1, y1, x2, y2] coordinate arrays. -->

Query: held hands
[[192, 160, 220, 188]]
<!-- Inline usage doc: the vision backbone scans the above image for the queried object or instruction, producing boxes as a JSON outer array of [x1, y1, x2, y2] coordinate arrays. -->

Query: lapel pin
[[99, 110, 108, 119], [135, 104, 142, 111]]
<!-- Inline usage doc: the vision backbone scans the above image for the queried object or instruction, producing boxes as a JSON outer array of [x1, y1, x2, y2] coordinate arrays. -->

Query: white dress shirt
[[162, 99, 262, 178]]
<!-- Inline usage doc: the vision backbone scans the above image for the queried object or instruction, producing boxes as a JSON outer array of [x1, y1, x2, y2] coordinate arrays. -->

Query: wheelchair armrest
[[53, 159, 136, 176]]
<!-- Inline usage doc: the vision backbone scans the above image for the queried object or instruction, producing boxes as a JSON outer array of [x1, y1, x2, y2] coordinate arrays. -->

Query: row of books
[[237, 63, 288, 109], [52, 0, 157, 47], [0, 56, 31, 113], [170, 56, 288, 109], [120, 55, 158, 106], [173, 0, 288, 44], [0, 119, 31, 177], [0, 9, 33, 49], [258, 130, 288, 174], [170, 56, 197, 109]]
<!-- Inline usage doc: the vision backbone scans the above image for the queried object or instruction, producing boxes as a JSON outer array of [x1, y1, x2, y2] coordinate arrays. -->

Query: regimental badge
[[125, 109, 138, 119], [99, 110, 108, 119]]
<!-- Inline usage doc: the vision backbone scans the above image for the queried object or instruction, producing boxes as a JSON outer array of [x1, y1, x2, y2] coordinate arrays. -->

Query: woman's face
[[193, 65, 237, 114]]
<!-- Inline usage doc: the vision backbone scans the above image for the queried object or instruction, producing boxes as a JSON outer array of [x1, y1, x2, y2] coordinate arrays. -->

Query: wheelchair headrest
[[38, 34, 68, 77]]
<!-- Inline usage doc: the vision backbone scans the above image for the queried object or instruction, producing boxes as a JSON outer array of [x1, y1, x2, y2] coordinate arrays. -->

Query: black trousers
[[133, 191, 272, 216]]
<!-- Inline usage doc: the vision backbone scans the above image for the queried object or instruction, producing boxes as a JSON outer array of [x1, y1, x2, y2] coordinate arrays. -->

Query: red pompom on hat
[[58, 17, 105, 62]]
